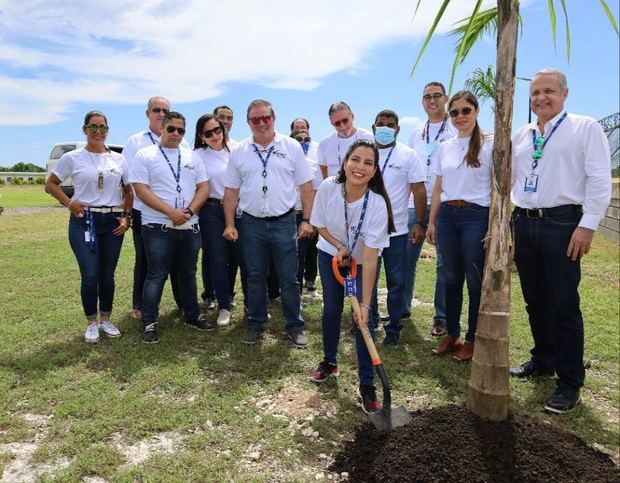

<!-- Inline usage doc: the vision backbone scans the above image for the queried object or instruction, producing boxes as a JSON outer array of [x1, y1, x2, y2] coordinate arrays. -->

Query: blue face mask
[[300, 142, 310, 155], [374, 126, 396, 145]]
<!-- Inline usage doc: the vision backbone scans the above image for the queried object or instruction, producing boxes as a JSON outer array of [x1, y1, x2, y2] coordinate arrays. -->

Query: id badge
[[524, 174, 538, 193], [235, 205, 243, 218], [260, 196, 270, 216], [420, 142, 437, 157], [344, 275, 356, 297], [175, 196, 185, 209], [84, 231, 91, 242]]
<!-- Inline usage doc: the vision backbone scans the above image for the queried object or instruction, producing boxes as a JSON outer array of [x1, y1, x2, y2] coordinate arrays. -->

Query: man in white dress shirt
[[509, 68, 612, 414], [214, 105, 237, 147]]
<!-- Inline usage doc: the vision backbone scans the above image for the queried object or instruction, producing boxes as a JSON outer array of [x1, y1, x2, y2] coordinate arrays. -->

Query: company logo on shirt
[[387, 164, 402, 171], [183, 164, 195, 171]]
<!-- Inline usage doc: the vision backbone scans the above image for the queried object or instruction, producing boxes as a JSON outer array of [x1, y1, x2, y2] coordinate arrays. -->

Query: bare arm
[[45, 174, 85, 217], [320, 165, 328, 179], [357, 246, 380, 328], [409, 181, 427, 244], [188, 181, 209, 216], [316, 227, 348, 264], [426, 176, 443, 245], [298, 181, 315, 238], [222, 187, 240, 241]]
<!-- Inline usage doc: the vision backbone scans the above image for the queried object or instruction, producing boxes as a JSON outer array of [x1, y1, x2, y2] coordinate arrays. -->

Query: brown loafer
[[431, 335, 463, 356], [452, 341, 474, 362]]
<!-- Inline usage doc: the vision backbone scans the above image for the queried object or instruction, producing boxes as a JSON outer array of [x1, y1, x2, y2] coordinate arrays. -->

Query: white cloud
[[399, 116, 425, 130], [0, 0, 495, 125]]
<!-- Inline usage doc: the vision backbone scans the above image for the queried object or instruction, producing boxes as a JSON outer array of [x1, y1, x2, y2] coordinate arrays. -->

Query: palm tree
[[464, 65, 496, 108], [411, 0, 618, 422]]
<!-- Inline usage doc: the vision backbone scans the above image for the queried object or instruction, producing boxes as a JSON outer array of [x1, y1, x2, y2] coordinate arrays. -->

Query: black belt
[[245, 208, 294, 221], [514, 204, 582, 219], [205, 198, 223, 205]]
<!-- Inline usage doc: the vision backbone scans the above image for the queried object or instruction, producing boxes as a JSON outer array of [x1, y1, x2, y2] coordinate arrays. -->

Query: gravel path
[[1, 206, 64, 216]]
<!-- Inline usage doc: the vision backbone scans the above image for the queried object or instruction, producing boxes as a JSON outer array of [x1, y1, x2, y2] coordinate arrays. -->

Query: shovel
[[332, 256, 413, 431]]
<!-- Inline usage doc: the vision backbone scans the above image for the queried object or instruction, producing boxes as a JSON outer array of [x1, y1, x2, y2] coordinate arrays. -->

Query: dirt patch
[[331, 405, 618, 482], [255, 384, 338, 419]]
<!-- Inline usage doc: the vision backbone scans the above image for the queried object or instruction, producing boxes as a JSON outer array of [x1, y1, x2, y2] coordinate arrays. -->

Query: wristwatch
[[415, 220, 428, 229], [302, 218, 310, 223]]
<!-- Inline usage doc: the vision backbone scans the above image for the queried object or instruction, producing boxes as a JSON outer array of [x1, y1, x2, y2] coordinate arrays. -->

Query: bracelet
[[415, 221, 428, 229], [67, 199, 74, 208], [360, 303, 371, 310], [302, 218, 310, 223], [185, 207, 194, 216], [335, 243, 345, 250]]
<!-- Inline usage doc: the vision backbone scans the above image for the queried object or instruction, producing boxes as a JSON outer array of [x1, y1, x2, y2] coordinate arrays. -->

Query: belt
[[245, 207, 294, 221], [205, 198, 223, 205], [87, 206, 124, 213], [443, 200, 473, 208], [514, 204, 582, 219]]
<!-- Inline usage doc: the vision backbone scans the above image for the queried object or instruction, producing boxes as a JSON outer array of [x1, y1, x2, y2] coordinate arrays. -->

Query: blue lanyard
[[337, 133, 358, 166], [146, 132, 158, 145], [158, 146, 182, 193], [343, 188, 370, 255], [530, 111, 567, 170], [423, 116, 447, 166], [253, 144, 274, 195], [380, 146, 396, 175]]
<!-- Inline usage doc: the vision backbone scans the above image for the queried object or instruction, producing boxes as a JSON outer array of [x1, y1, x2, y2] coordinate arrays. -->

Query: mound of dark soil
[[331, 405, 618, 482]]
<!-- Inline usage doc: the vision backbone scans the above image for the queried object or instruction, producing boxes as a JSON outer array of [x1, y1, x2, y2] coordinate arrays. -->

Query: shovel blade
[[368, 405, 412, 431]]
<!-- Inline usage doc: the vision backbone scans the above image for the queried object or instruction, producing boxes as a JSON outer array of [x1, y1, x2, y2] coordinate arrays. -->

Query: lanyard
[[146, 132, 158, 145], [530, 111, 567, 170], [380, 146, 396, 175], [158, 146, 182, 193], [343, 187, 370, 256], [423, 116, 448, 167], [253, 144, 274, 195], [337, 133, 358, 166]]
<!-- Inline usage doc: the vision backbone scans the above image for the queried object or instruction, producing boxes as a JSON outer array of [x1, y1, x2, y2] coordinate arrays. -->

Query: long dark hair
[[449, 90, 483, 168], [335, 139, 395, 234], [193, 114, 229, 151]]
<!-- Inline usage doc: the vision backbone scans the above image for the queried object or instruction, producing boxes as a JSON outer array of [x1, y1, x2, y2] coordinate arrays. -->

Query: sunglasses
[[151, 107, 170, 114], [165, 125, 186, 135], [332, 117, 350, 127], [448, 107, 474, 118], [422, 93, 444, 101], [249, 115, 273, 125], [85, 124, 109, 134], [203, 126, 223, 138], [295, 137, 311, 143]]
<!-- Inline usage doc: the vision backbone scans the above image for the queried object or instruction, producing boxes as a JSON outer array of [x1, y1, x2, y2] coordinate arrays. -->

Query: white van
[[45, 142, 124, 197]]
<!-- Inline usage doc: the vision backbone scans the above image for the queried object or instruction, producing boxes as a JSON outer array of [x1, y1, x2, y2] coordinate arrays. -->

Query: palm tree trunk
[[466, 0, 518, 422]]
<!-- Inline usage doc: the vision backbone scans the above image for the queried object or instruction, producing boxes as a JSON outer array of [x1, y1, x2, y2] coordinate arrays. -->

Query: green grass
[[0, 184, 58, 209], [0, 210, 618, 480]]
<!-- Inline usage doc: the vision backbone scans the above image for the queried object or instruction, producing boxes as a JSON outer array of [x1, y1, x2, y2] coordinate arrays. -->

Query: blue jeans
[[199, 202, 243, 310], [68, 212, 125, 318], [240, 211, 303, 333], [318, 250, 378, 386], [403, 207, 446, 320], [373, 234, 407, 337], [141, 224, 201, 326], [436, 203, 489, 343], [513, 210, 584, 391], [296, 212, 310, 293]]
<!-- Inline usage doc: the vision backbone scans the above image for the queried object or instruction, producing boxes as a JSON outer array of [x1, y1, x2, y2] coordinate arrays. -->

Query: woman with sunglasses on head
[[308, 139, 395, 414], [426, 91, 492, 362], [193, 114, 244, 327], [45, 111, 133, 343]]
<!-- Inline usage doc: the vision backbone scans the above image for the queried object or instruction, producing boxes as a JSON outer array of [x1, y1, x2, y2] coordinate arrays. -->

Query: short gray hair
[[246, 99, 274, 120], [328, 101, 351, 118], [533, 68, 568, 90], [147, 96, 170, 110]]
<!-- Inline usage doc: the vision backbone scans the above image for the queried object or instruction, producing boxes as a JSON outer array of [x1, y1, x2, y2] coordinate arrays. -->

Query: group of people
[[45, 67, 612, 415]]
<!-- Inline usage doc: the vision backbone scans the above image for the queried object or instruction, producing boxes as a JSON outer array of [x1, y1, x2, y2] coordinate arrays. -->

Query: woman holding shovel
[[308, 139, 395, 414]]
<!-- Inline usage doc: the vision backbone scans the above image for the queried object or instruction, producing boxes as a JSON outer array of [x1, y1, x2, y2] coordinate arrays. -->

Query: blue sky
[[0, 0, 618, 168]]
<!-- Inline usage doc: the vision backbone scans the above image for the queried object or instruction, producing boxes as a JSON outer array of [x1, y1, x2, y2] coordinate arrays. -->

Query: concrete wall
[[599, 179, 619, 243]]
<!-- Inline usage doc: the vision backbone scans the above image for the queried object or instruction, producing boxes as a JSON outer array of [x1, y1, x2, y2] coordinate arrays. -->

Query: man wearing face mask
[[291, 118, 319, 161], [372, 109, 427, 346]]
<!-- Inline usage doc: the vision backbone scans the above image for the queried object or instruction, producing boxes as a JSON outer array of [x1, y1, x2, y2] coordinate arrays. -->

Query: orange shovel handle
[[331, 255, 357, 286]]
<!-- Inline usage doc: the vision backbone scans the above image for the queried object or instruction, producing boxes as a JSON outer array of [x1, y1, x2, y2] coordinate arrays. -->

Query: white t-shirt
[[295, 156, 324, 210], [408, 117, 458, 207], [378, 142, 426, 236], [306, 140, 319, 162], [225, 133, 314, 217], [435, 136, 493, 207], [511, 111, 612, 230], [53, 148, 129, 207], [129, 144, 208, 225], [192, 147, 229, 200], [317, 128, 374, 177], [311, 177, 390, 261]]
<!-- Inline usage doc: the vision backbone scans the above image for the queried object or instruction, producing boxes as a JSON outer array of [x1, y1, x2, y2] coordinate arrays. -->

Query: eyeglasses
[[165, 125, 186, 135], [249, 115, 273, 125], [203, 126, 223, 138], [448, 107, 474, 118], [295, 137, 311, 143], [422, 93, 444, 101], [332, 117, 350, 127], [85, 124, 109, 134], [151, 107, 170, 114]]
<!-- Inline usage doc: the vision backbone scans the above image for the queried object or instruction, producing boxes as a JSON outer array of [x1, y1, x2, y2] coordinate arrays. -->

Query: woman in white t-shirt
[[45, 111, 133, 343], [309, 139, 395, 414], [426, 91, 492, 362], [192, 114, 244, 328]]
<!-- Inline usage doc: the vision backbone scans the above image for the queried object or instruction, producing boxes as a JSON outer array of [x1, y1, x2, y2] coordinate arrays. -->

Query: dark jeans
[[240, 211, 303, 333], [68, 212, 125, 318], [296, 212, 310, 293], [436, 203, 489, 343], [304, 233, 318, 283], [141, 224, 201, 326], [373, 233, 407, 336], [403, 207, 446, 320], [199, 202, 243, 310], [132, 209, 182, 311], [318, 250, 378, 386], [513, 210, 585, 391]]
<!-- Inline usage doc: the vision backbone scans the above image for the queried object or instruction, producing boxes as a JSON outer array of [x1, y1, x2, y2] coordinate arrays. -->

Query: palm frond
[[464, 66, 496, 108], [600, 0, 620, 35], [449, 7, 499, 62], [410, 0, 452, 76]]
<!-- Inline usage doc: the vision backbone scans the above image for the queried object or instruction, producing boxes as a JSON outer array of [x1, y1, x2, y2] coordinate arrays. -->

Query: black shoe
[[379, 313, 390, 323], [383, 332, 400, 347], [308, 359, 340, 382], [544, 388, 581, 414], [401, 311, 411, 319], [142, 324, 159, 344], [186, 314, 216, 331], [287, 330, 309, 348], [306, 280, 317, 292], [203, 297, 216, 311], [509, 360, 555, 378], [242, 327, 263, 345]]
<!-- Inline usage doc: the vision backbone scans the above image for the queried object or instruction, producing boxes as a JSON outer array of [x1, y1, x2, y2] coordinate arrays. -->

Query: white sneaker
[[217, 309, 231, 327], [100, 320, 121, 338], [85, 322, 100, 343]]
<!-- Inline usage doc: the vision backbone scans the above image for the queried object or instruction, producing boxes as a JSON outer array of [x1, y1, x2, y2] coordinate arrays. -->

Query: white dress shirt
[[317, 128, 374, 177]]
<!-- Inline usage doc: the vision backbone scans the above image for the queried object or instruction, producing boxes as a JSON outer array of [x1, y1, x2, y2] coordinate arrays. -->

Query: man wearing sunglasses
[[317, 101, 374, 179], [509, 68, 612, 414], [406, 82, 458, 338], [129, 111, 211, 344], [223, 99, 315, 347]]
